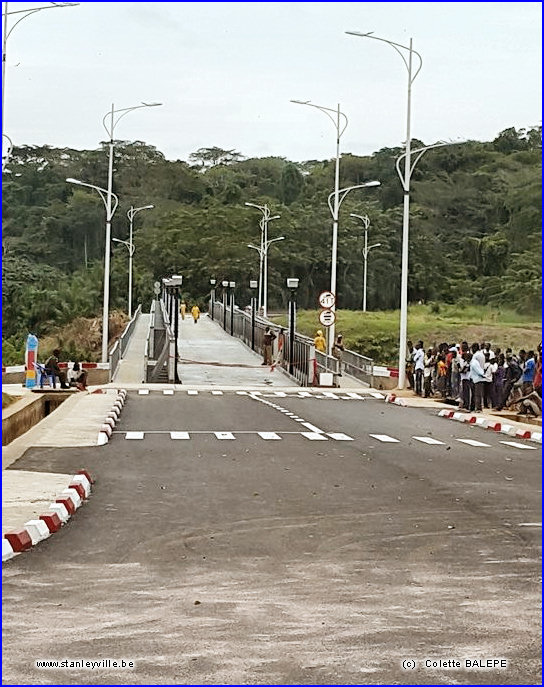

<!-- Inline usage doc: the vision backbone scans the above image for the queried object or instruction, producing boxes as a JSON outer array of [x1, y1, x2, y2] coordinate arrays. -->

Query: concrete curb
[[437, 409, 542, 444], [97, 389, 127, 445], [384, 393, 407, 407], [2, 470, 94, 562]]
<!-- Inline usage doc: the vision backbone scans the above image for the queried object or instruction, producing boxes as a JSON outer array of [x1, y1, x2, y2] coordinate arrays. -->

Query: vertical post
[[263, 206, 269, 318], [229, 281, 235, 335], [127, 211, 134, 319], [289, 297, 295, 375], [173, 285, 180, 383], [2, 2, 8, 147], [258, 218, 264, 312], [363, 229, 368, 313], [102, 103, 114, 363], [210, 279, 216, 321], [328, 104, 341, 355], [223, 284, 227, 331], [398, 39, 413, 391], [251, 297, 256, 350]]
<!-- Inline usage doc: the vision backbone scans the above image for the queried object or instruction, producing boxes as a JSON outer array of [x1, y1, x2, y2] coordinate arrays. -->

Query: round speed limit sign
[[319, 291, 335, 309], [319, 309, 336, 327]]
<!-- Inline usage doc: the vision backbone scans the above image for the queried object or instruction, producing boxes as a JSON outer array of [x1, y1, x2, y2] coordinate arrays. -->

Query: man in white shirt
[[413, 341, 425, 396]]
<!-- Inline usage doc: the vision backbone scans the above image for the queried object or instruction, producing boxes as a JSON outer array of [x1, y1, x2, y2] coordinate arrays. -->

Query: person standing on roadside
[[262, 327, 276, 366], [314, 329, 326, 353], [469, 342, 486, 412], [413, 341, 424, 395], [332, 334, 345, 376]]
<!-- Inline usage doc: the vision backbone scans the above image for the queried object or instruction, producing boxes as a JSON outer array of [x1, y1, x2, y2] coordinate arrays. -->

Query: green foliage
[[2, 127, 541, 360]]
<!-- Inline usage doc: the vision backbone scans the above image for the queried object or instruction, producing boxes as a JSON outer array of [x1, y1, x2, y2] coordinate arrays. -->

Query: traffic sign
[[319, 291, 335, 309], [319, 309, 336, 327]]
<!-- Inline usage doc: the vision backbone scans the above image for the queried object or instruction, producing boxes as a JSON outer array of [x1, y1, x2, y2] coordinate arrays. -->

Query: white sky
[[3, 1, 542, 162]]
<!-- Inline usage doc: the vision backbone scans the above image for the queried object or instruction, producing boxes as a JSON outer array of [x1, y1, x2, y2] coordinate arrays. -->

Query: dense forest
[[2, 125, 541, 360]]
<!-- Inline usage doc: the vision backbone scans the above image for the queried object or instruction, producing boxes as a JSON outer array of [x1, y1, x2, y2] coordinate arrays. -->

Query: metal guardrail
[[109, 304, 142, 381], [209, 300, 373, 387], [145, 298, 176, 383]]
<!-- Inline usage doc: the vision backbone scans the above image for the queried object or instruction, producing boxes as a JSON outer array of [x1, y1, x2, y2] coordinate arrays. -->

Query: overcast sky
[[3, 1, 542, 162]]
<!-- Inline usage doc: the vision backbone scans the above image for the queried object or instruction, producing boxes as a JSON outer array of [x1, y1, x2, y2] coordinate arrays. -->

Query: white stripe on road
[[163, 389, 174, 395], [499, 441, 537, 450], [301, 422, 324, 434], [347, 392, 364, 399], [369, 434, 400, 443], [326, 433, 353, 441], [370, 392, 385, 398], [258, 432, 282, 440], [412, 436, 446, 445], [125, 431, 144, 440], [211, 390, 223, 395], [301, 432, 328, 441], [187, 390, 198, 395], [138, 389, 149, 395], [170, 432, 190, 440], [215, 432, 235, 440], [456, 438, 490, 447], [322, 392, 339, 399]]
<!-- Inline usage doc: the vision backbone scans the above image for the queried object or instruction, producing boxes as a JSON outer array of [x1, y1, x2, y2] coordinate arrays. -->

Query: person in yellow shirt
[[191, 304, 200, 323], [314, 329, 326, 353], [180, 301, 187, 320]]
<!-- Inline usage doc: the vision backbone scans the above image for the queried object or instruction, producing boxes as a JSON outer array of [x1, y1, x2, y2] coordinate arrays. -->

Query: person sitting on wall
[[44, 349, 69, 389]]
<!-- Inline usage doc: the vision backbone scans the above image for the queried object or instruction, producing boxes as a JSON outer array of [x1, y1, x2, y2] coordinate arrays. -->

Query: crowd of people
[[406, 340, 542, 416]]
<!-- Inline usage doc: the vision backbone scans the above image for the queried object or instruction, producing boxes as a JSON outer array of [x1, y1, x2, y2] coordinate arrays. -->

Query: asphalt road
[[2, 391, 541, 685]]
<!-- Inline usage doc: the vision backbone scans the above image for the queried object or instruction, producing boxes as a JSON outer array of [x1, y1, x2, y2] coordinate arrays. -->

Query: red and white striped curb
[[2, 470, 94, 562], [384, 393, 407, 406], [97, 389, 127, 445], [438, 409, 542, 444]]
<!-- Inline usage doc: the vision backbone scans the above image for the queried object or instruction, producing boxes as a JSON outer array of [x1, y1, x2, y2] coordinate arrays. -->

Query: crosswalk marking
[[170, 431, 190, 440], [413, 436, 446, 445], [301, 432, 328, 441], [326, 433, 353, 441], [215, 432, 235, 440], [369, 434, 400, 443], [258, 432, 282, 440], [370, 392, 385, 399], [301, 422, 324, 434], [138, 389, 149, 395], [499, 441, 537, 450], [125, 431, 144, 440], [163, 389, 174, 395], [322, 392, 339, 399], [456, 438, 490, 447], [211, 390, 223, 395], [346, 392, 364, 399], [187, 390, 198, 395]]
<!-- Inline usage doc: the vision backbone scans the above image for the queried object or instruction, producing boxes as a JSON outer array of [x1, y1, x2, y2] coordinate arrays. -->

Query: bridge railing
[[109, 304, 142, 381]]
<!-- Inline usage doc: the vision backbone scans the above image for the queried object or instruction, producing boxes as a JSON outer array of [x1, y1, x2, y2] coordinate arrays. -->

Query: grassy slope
[[271, 304, 542, 366]]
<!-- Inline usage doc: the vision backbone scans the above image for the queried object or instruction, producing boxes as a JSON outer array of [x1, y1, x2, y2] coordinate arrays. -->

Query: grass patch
[[270, 304, 541, 365], [2, 393, 19, 410]]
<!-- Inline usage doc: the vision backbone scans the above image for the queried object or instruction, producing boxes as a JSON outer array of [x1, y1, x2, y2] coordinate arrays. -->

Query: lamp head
[[286, 278, 299, 290], [210, 278, 216, 286], [221, 280, 229, 288], [249, 280, 258, 289], [364, 180, 381, 187], [66, 177, 81, 185], [290, 99, 310, 105], [229, 281, 235, 288]]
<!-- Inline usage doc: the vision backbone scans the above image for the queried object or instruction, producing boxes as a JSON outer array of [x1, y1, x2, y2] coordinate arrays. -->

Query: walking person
[[191, 304, 200, 323], [313, 329, 326, 353], [262, 327, 276, 366], [180, 301, 187, 320]]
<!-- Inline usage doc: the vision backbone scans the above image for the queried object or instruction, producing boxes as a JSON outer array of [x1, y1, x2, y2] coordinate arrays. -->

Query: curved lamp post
[[2, 1, 79, 157], [350, 213, 381, 312], [66, 177, 119, 362], [118, 204, 154, 318], [244, 202, 280, 317]]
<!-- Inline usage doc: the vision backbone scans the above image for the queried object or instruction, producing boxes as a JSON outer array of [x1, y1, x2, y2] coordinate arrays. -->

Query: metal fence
[[145, 299, 176, 383], [208, 300, 372, 387], [109, 304, 142, 381]]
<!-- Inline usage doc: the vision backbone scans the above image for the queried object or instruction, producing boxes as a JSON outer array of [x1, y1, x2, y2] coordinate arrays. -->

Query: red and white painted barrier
[[438, 408, 541, 443], [3, 470, 93, 562], [97, 389, 127, 445], [384, 393, 407, 406]]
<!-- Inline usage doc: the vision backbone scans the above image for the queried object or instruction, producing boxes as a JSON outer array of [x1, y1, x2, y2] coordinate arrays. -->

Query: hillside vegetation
[[2, 126, 541, 364]]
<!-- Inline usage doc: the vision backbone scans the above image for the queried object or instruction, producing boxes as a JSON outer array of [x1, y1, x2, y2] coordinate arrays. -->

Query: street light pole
[[229, 281, 236, 335], [350, 213, 381, 312], [66, 177, 119, 362], [2, 1, 79, 157], [245, 202, 280, 317], [222, 280, 228, 330], [100, 102, 161, 361], [286, 278, 299, 376], [291, 99, 348, 353], [209, 278, 216, 320], [345, 31, 423, 388], [249, 279, 258, 351], [125, 204, 153, 318]]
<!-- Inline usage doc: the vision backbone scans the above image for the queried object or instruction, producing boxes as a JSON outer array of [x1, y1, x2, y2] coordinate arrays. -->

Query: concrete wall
[[2, 368, 109, 386], [2, 393, 68, 446]]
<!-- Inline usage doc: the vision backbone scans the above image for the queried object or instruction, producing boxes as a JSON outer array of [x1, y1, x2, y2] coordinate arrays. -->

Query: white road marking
[[499, 441, 537, 450], [369, 434, 400, 443], [125, 431, 144, 440], [412, 436, 446, 445], [211, 390, 223, 395], [258, 432, 282, 440], [187, 390, 198, 395], [163, 389, 174, 395], [322, 392, 339, 399], [301, 422, 324, 434], [326, 433, 353, 441], [346, 392, 364, 399], [274, 391, 287, 397], [170, 432, 190, 440], [518, 522, 541, 527], [138, 389, 149, 395], [370, 392, 385, 399], [301, 432, 328, 441], [456, 438, 490, 447], [298, 391, 312, 397], [215, 432, 235, 440]]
